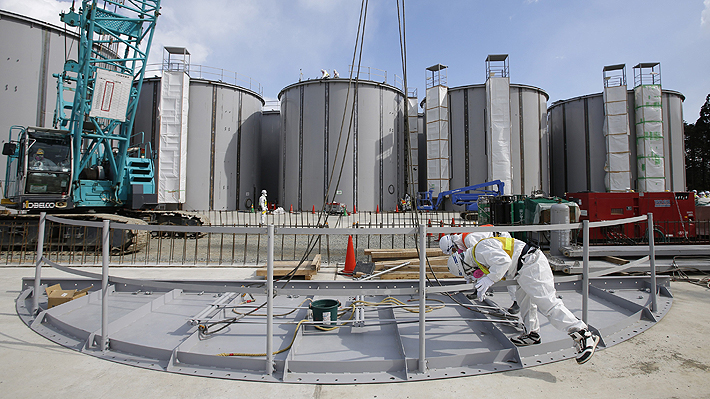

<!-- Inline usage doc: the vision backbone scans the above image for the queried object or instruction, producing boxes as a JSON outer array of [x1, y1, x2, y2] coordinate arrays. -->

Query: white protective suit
[[461, 237, 586, 334], [442, 231, 518, 303], [259, 191, 267, 224]]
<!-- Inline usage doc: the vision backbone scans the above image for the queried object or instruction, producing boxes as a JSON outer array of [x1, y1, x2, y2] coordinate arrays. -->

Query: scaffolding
[[485, 55, 512, 192], [633, 63, 665, 192], [602, 64, 632, 192], [425, 64, 449, 193], [158, 47, 190, 203], [408, 94, 419, 188]]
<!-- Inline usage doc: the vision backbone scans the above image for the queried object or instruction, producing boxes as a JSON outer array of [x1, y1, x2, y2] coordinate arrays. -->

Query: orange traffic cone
[[353, 205, 357, 214], [451, 217, 456, 227], [289, 204, 293, 213], [312, 205, 316, 214], [341, 235, 356, 275], [376, 205, 380, 214], [427, 219, 433, 237], [439, 220, 445, 240]]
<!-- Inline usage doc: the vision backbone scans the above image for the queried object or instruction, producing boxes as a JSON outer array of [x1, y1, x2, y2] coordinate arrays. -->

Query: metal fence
[[2, 211, 707, 266], [27, 212, 661, 376], [0, 211, 465, 266]]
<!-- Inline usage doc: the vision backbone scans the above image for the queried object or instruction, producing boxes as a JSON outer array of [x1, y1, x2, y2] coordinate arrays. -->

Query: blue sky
[[3, 0, 710, 120]]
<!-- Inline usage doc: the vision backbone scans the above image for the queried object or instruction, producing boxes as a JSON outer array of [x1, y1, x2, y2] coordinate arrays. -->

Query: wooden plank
[[370, 265, 451, 273], [256, 253, 321, 278], [271, 261, 311, 268], [365, 248, 445, 260], [600, 255, 630, 265], [374, 272, 460, 280], [255, 268, 317, 277], [374, 256, 448, 268], [312, 254, 322, 271]]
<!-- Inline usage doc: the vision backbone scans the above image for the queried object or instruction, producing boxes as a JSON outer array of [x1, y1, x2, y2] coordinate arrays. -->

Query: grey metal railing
[[30, 212, 658, 374]]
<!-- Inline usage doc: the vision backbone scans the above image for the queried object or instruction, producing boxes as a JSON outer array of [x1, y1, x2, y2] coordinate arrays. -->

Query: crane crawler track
[[0, 213, 149, 254]]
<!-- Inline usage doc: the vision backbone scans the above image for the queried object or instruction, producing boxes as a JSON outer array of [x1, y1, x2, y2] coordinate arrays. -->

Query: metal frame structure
[[485, 54, 509, 80], [162, 46, 191, 73], [633, 62, 661, 87], [17, 213, 672, 383], [425, 64, 448, 89], [603, 64, 627, 88]]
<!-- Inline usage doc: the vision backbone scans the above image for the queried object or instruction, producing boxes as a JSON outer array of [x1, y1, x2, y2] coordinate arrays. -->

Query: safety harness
[[472, 237, 515, 275], [472, 237, 538, 276]]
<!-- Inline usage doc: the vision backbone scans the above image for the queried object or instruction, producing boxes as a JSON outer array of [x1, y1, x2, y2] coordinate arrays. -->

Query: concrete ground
[[2, 266, 709, 399]]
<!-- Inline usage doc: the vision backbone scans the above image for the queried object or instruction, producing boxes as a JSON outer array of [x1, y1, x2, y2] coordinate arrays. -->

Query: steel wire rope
[[394, 4, 516, 321], [274, 0, 369, 286], [201, 2, 372, 335]]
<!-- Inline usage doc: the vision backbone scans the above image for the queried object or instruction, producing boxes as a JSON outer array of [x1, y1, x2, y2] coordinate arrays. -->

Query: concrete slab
[[2, 267, 710, 398]]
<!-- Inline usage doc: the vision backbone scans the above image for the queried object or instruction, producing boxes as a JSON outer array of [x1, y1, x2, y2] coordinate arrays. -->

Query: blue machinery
[[417, 180, 505, 213], [3, 0, 160, 210]]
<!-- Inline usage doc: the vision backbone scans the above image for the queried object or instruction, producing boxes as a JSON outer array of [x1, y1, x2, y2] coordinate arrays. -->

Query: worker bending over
[[439, 229, 519, 314], [447, 235, 600, 364]]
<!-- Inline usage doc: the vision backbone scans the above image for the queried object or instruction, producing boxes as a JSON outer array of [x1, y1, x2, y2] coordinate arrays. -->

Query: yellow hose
[[216, 296, 445, 357]]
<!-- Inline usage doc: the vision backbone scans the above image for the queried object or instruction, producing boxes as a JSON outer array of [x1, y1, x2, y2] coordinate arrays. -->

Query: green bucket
[[310, 299, 340, 323]]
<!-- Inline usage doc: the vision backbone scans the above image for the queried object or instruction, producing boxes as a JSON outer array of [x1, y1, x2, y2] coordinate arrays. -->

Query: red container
[[565, 192, 696, 241], [565, 192, 638, 240], [637, 192, 696, 239]]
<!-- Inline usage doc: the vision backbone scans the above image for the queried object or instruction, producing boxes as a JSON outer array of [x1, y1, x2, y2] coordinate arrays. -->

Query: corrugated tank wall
[[260, 110, 281, 202], [548, 89, 685, 196], [135, 77, 264, 211], [0, 10, 80, 193], [447, 84, 549, 200], [278, 79, 405, 212]]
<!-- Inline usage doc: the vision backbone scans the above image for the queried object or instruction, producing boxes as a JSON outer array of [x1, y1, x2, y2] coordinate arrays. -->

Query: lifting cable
[[273, 0, 369, 286], [209, 1, 373, 335], [394, 1, 517, 322]]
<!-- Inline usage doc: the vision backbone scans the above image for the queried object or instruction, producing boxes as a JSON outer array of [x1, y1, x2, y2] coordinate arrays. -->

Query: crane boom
[[58, 0, 161, 208]]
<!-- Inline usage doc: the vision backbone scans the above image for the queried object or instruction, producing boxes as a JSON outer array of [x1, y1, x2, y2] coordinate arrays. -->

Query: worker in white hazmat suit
[[259, 190, 268, 225], [447, 235, 600, 364], [439, 227, 519, 314]]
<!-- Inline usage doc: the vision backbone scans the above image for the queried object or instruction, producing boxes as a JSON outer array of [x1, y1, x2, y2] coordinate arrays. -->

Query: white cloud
[[703, 0, 710, 27], [0, 0, 71, 26]]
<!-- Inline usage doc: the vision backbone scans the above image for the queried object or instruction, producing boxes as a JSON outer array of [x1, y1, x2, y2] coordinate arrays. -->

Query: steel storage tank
[[260, 110, 281, 202], [135, 77, 264, 211], [548, 89, 685, 196], [278, 79, 406, 212], [0, 10, 81, 192], [447, 84, 550, 198]]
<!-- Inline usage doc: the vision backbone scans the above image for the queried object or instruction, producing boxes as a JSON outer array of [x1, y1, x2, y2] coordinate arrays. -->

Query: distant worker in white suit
[[333, 69, 340, 78], [321, 69, 330, 79], [259, 190, 268, 225], [439, 227, 519, 314], [447, 234, 600, 364]]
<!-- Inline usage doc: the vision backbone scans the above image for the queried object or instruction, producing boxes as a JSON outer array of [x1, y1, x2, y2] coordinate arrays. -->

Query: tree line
[[685, 94, 710, 191]]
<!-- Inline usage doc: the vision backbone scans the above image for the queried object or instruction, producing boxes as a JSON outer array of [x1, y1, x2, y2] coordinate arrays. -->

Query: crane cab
[[2, 126, 73, 211]]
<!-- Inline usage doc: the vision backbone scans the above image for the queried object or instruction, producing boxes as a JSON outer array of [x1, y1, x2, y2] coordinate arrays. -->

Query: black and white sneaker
[[511, 331, 541, 346], [508, 301, 520, 314], [570, 329, 600, 364]]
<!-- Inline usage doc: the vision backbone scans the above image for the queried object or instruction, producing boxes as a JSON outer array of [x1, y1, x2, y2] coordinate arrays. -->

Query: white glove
[[475, 276, 494, 302]]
